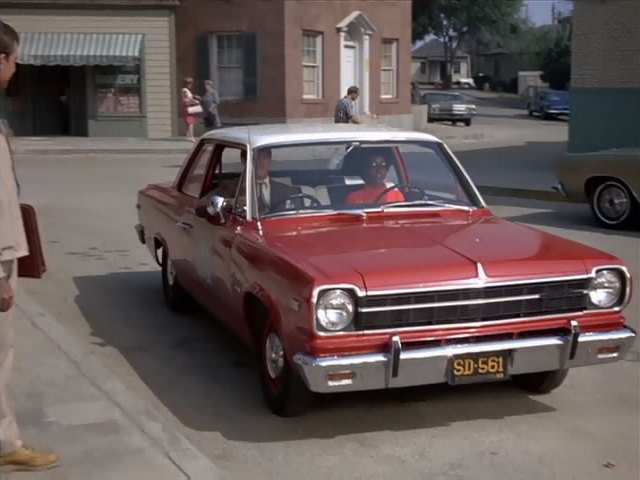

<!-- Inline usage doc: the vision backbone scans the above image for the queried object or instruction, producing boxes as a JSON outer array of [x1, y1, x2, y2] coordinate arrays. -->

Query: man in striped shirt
[[334, 86, 362, 124]]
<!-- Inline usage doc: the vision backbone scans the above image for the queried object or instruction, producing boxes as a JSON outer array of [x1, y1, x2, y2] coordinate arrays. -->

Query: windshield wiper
[[380, 200, 473, 212], [261, 209, 367, 220]]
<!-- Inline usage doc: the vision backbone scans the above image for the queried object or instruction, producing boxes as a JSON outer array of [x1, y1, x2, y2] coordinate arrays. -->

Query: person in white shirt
[[0, 19, 58, 473]]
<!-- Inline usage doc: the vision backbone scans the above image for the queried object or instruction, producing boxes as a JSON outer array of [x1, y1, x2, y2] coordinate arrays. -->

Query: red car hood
[[264, 216, 618, 291]]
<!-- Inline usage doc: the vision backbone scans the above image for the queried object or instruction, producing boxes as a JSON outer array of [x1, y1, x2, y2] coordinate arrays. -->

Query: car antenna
[[247, 126, 263, 236]]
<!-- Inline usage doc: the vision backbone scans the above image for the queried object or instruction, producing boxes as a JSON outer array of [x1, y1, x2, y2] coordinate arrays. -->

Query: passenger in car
[[345, 155, 405, 205]]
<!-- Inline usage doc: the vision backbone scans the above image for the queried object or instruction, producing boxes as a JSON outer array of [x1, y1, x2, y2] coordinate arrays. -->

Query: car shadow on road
[[488, 196, 640, 238], [73, 270, 556, 442]]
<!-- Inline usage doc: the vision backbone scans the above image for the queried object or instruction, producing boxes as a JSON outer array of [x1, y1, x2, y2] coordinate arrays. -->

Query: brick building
[[176, 0, 413, 131], [569, 0, 640, 153]]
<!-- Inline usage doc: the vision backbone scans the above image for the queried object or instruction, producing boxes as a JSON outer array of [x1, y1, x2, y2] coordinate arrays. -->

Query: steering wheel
[[270, 192, 323, 212], [373, 184, 429, 204]]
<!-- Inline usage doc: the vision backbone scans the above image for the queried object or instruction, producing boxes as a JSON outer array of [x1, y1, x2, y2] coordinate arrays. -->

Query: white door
[[341, 45, 358, 110]]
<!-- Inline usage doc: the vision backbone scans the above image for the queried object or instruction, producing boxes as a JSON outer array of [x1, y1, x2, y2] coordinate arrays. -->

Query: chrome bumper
[[293, 325, 636, 393]]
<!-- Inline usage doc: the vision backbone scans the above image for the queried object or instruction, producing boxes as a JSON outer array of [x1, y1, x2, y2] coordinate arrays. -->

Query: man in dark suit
[[254, 148, 301, 213]]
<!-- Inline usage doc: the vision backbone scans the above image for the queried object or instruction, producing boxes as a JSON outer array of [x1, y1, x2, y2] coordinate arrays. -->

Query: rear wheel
[[161, 247, 193, 312], [464, 118, 472, 127], [589, 179, 639, 229], [259, 320, 314, 417], [512, 369, 569, 394]]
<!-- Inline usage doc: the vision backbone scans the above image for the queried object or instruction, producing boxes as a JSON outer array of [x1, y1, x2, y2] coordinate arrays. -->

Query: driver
[[345, 155, 405, 205], [254, 148, 301, 213]]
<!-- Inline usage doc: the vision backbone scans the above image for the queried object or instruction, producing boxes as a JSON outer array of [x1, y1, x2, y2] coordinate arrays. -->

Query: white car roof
[[199, 123, 442, 149]]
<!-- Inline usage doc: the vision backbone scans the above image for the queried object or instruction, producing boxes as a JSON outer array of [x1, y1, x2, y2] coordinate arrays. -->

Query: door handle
[[176, 221, 193, 230]]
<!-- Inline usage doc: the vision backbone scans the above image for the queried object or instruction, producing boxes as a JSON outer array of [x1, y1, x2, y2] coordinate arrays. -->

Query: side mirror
[[195, 195, 228, 223]]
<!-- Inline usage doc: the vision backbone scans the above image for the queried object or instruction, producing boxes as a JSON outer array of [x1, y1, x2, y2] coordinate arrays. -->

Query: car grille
[[356, 278, 589, 331]]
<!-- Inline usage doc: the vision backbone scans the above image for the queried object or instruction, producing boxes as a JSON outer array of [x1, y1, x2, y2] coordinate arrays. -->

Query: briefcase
[[17, 203, 47, 279]]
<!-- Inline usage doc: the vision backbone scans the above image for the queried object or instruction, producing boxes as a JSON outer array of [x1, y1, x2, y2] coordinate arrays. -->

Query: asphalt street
[[12, 145, 639, 480], [422, 90, 569, 193]]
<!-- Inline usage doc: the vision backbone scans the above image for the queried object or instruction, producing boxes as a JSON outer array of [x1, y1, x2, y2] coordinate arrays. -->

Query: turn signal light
[[597, 346, 620, 358], [326, 370, 356, 386]]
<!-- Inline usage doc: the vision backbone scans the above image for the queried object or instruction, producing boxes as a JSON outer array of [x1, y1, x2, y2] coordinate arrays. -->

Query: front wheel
[[589, 179, 638, 229], [512, 369, 569, 394], [259, 322, 314, 417], [464, 118, 472, 126]]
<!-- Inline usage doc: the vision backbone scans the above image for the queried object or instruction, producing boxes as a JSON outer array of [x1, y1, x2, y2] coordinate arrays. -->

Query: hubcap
[[596, 183, 630, 223], [265, 332, 285, 379], [166, 257, 176, 286]]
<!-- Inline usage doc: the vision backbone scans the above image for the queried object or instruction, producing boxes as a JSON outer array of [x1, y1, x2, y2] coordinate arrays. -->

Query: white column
[[339, 29, 346, 99], [362, 33, 371, 115]]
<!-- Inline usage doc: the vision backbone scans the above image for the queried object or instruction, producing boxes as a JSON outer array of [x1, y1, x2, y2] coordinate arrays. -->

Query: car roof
[[199, 123, 442, 149]]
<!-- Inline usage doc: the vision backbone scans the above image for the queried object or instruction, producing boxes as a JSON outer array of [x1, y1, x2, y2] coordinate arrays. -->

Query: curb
[[16, 290, 222, 480], [13, 149, 191, 155], [476, 185, 580, 203]]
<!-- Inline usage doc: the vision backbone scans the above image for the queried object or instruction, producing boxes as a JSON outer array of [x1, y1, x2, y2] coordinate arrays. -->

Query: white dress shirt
[[257, 177, 270, 205]]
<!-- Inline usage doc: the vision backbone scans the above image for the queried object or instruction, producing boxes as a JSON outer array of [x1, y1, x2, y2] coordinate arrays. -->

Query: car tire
[[527, 104, 533, 116], [464, 119, 471, 127], [259, 320, 314, 417], [589, 179, 639, 229], [512, 369, 569, 394], [161, 247, 193, 313]]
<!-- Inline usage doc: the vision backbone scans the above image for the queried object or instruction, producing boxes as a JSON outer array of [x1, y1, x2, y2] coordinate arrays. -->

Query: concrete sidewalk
[[10, 136, 195, 155], [5, 290, 220, 480]]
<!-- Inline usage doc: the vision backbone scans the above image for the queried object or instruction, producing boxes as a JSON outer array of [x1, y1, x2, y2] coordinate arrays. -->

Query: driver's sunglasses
[[370, 160, 388, 168]]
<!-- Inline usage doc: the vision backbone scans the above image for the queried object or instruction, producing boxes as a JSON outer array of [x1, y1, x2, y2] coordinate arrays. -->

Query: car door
[[182, 144, 248, 329], [171, 140, 216, 292]]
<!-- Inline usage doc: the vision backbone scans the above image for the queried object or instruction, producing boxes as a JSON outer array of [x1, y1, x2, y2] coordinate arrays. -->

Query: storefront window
[[94, 65, 142, 115]]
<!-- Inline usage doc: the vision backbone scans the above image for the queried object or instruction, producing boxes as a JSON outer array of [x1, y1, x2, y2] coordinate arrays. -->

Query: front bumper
[[544, 108, 570, 116], [293, 325, 636, 393], [430, 112, 473, 120]]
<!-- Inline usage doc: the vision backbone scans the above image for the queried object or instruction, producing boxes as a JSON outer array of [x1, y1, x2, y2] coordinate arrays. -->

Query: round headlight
[[316, 289, 355, 331], [588, 269, 623, 308]]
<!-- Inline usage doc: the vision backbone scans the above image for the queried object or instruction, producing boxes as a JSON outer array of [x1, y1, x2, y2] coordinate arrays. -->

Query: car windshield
[[422, 93, 465, 103], [249, 140, 481, 219], [545, 91, 569, 101]]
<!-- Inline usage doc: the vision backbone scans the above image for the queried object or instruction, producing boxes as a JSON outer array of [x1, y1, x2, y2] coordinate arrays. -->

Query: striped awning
[[19, 33, 143, 66]]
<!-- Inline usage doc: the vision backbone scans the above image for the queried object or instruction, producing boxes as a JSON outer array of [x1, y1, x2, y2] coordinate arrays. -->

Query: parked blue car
[[527, 89, 570, 119]]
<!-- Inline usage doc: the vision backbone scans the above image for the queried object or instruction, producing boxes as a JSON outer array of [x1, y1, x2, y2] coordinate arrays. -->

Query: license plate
[[447, 351, 509, 385]]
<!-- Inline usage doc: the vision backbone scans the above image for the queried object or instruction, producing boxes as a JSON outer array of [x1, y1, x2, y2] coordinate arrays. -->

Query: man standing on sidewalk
[[0, 19, 58, 473], [334, 85, 362, 124]]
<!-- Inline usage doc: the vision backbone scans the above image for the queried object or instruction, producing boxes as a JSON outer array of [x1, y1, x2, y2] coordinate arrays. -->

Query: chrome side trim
[[358, 294, 542, 313]]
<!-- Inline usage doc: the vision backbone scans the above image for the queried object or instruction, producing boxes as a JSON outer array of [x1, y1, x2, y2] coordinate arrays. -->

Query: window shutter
[[242, 32, 258, 99], [195, 33, 210, 88]]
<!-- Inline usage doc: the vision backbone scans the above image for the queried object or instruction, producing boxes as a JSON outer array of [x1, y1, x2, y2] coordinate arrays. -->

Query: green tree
[[412, 0, 522, 87], [540, 37, 571, 90]]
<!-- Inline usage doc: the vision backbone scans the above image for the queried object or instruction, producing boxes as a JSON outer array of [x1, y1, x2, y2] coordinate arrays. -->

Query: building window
[[94, 65, 142, 115], [381, 39, 398, 98], [302, 32, 322, 99], [453, 61, 461, 74], [420, 61, 427, 74], [207, 33, 258, 101]]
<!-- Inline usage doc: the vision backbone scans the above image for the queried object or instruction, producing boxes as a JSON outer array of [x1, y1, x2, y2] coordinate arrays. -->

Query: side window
[[205, 145, 247, 217], [181, 142, 215, 198]]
